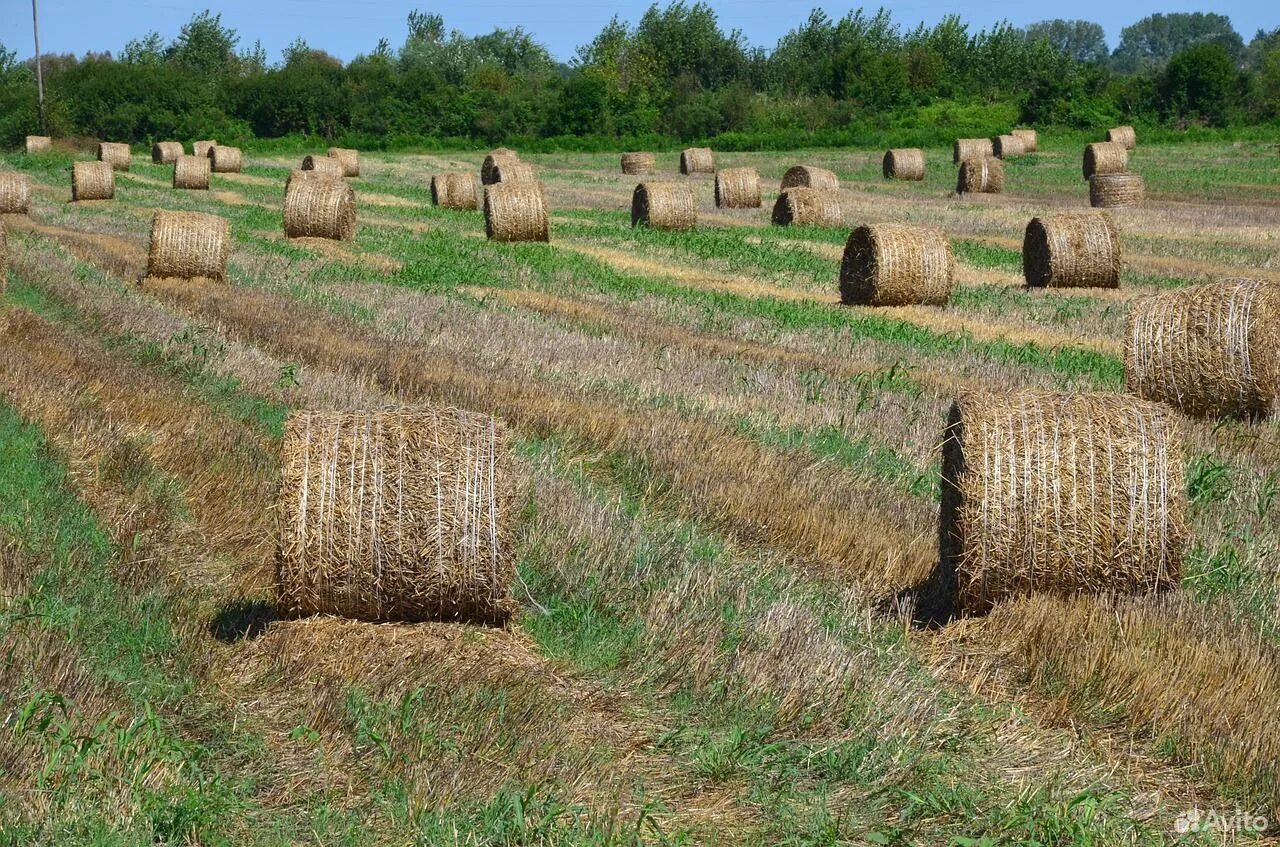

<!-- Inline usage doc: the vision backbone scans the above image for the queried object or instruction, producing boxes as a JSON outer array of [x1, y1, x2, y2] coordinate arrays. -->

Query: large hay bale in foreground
[[327, 147, 359, 177], [840, 223, 954, 306], [632, 182, 697, 231], [992, 134, 1025, 159], [484, 182, 549, 243], [714, 167, 761, 209], [284, 175, 356, 241], [302, 155, 344, 178], [771, 188, 842, 227], [147, 210, 230, 281], [956, 157, 1004, 194], [431, 172, 479, 210], [151, 141, 184, 164], [173, 154, 211, 190], [97, 142, 131, 172], [780, 165, 839, 192], [193, 140, 217, 158], [1107, 126, 1137, 149], [72, 161, 115, 201], [208, 145, 243, 174], [1011, 129, 1038, 152], [276, 407, 517, 624], [680, 147, 714, 175], [25, 135, 51, 155], [1125, 278, 1280, 418], [1089, 173, 1145, 208], [940, 391, 1186, 614], [954, 138, 993, 164], [0, 172, 31, 214], [1083, 142, 1128, 180], [621, 152, 656, 175], [883, 148, 925, 181], [491, 159, 537, 184], [481, 149, 519, 185], [1023, 211, 1120, 289]]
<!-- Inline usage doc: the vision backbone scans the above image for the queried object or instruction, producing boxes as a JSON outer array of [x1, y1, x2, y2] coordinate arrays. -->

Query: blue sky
[[2, 0, 1274, 63]]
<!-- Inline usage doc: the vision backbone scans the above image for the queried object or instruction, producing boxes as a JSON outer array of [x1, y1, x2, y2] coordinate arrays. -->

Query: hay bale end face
[[276, 407, 517, 624], [173, 155, 211, 190], [1011, 128, 1038, 152], [481, 149, 520, 185], [302, 155, 344, 178], [953, 138, 993, 164], [1023, 211, 1121, 289], [883, 149, 925, 181], [147, 210, 230, 282], [1125, 278, 1280, 419], [151, 141, 184, 164], [780, 165, 839, 192], [0, 172, 32, 214], [284, 175, 356, 241], [771, 188, 842, 227], [992, 134, 1025, 159], [1089, 173, 1145, 208], [97, 142, 131, 172], [327, 147, 360, 177], [1083, 142, 1128, 180], [940, 391, 1186, 614], [192, 140, 217, 158], [431, 172, 479, 210], [632, 182, 697, 231], [25, 135, 52, 155], [621, 152, 656, 175], [72, 161, 115, 202], [491, 160, 537, 185], [1107, 126, 1137, 149], [484, 182, 549, 243], [956, 157, 1004, 194], [714, 167, 761, 209], [680, 147, 714, 175], [208, 145, 243, 174], [840, 223, 955, 307]]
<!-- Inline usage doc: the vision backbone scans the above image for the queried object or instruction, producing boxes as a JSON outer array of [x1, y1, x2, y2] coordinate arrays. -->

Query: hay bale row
[[328, 147, 360, 177], [1090, 173, 1145, 208], [484, 182, 549, 243], [97, 142, 131, 172], [714, 167, 761, 209], [953, 138, 993, 164], [431, 172, 479, 210], [771, 188, 841, 228], [840, 224, 954, 307], [992, 134, 1025, 159], [1107, 126, 1137, 149], [939, 391, 1186, 614], [25, 135, 51, 155], [276, 407, 517, 624], [883, 149, 925, 181], [1125, 278, 1280, 419], [208, 145, 242, 174], [302, 155, 344, 178], [621, 152, 656, 175], [193, 140, 217, 158], [780, 165, 839, 192], [1083, 142, 1128, 180], [1011, 128, 1038, 152], [956, 157, 1004, 194], [680, 147, 714, 175], [152, 141, 184, 164], [284, 173, 356, 241], [1023, 211, 1120, 289], [632, 182, 696, 231], [481, 148, 519, 185], [72, 161, 114, 201], [0, 172, 31, 215], [147, 210, 229, 281], [173, 154, 211, 190]]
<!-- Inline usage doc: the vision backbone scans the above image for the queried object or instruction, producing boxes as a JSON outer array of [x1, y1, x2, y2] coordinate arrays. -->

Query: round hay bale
[[939, 391, 1186, 614], [840, 223, 954, 307], [1023, 211, 1120, 289], [621, 152, 656, 175], [1089, 173, 1145, 208], [72, 161, 115, 202], [208, 145, 243, 174], [953, 138, 993, 164], [491, 160, 537, 184], [147, 210, 230, 281], [780, 165, 839, 192], [631, 182, 697, 231], [301, 155, 344, 178], [25, 135, 52, 155], [431, 172, 479, 210], [714, 167, 761, 209], [0, 172, 32, 214], [882, 149, 925, 181], [680, 147, 714, 175], [1125, 278, 1280, 418], [481, 149, 520, 185], [97, 142, 131, 172], [1083, 142, 1128, 180], [193, 140, 217, 158], [956, 157, 1004, 194], [1011, 128, 1038, 152], [327, 147, 360, 177], [992, 134, 1025, 159], [284, 175, 356, 241], [276, 407, 517, 624], [484, 182, 549, 243], [771, 188, 842, 227], [1107, 126, 1137, 149], [151, 141, 184, 164], [173, 154, 211, 190]]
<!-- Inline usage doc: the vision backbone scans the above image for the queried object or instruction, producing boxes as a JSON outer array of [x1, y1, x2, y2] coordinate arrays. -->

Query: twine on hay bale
[[840, 223, 954, 306], [72, 161, 115, 201], [151, 141, 184, 164], [1107, 126, 1137, 149], [431, 172, 479, 210], [97, 142, 131, 172], [481, 149, 519, 185], [953, 138, 993, 164], [491, 159, 537, 184], [276, 407, 517, 624], [302, 155, 344, 178], [992, 134, 1026, 159], [771, 188, 842, 227], [193, 140, 217, 158], [208, 145, 243, 174], [1090, 173, 1145, 208], [0, 172, 31, 214], [621, 152, 656, 175], [780, 165, 839, 192], [327, 147, 360, 177], [883, 149, 925, 181], [1011, 129, 1038, 152], [714, 167, 761, 209], [1125, 278, 1280, 418], [680, 147, 714, 175], [1083, 142, 1128, 180], [1023, 211, 1120, 289], [956, 157, 1004, 194], [632, 182, 697, 231], [284, 174, 356, 241], [484, 181, 549, 243], [172, 155, 211, 190], [25, 135, 51, 154], [939, 391, 1186, 614], [147, 210, 230, 282]]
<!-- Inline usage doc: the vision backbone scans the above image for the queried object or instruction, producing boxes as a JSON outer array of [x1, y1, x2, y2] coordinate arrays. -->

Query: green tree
[[1024, 19, 1108, 63], [1159, 42, 1239, 126], [122, 32, 165, 66], [1113, 12, 1243, 72]]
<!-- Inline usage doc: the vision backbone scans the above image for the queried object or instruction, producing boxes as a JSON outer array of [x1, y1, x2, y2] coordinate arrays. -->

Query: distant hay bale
[[1011, 129, 1038, 152], [208, 145, 243, 174], [621, 152, 656, 175], [302, 155, 344, 178], [1125, 278, 1280, 418], [780, 165, 839, 192], [953, 138, 993, 164], [151, 141, 184, 164], [956, 157, 1004, 194], [714, 167, 761, 209], [771, 188, 842, 227], [1107, 126, 1137, 149], [284, 175, 356, 241], [992, 134, 1025, 158], [491, 159, 537, 184], [276, 407, 517, 624], [680, 147, 714, 175], [97, 142, 131, 172], [882, 149, 925, 181], [1083, 142, 1128, 180], [173, 154, 211, 190], [147, 210, 230, 281], [1023, 211, 1120, 289], [193, 140, 217, 158], [481, 149, 520, 185], [0, 172, 31, 214], [940, 391, 1186, 614], [484, 182, 549, 243], [431, 172, 479, 210], [631, 182, 697, 231], [839, 223, 955, 306], [327, 147, 360, 177], [1090, 173, 1145, 208], [72, 161, 115, 201], [25, 135, 51, 154]]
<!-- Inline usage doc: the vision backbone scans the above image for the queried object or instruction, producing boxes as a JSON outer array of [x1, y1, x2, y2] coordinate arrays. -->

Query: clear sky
[[2, 0, 1275, 64]]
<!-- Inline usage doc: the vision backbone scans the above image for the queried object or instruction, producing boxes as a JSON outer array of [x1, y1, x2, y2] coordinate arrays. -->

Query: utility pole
[[32, 0, 45, 133]]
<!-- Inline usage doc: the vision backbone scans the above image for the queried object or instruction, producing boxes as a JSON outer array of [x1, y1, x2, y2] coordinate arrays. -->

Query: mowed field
[[1, 139, 1279, 845]]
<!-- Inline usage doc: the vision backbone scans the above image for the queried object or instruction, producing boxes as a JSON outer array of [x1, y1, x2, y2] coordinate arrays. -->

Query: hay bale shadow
[[209, 599, 277, 643]]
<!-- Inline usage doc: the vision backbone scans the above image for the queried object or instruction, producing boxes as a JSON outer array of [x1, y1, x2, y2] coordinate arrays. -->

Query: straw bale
[[780, 165, 839, 192], [1023, 211, 1120, 289], [97, 142, 131, 171], [1089, 173, 1145, 208], [1011, 129, 1038, 152], [173, 154, 211, 190], [956, 157, 1004, 194], [621, 152, 656, 175], [883, 148, 925, 180], [152, 141, 184, 164], [680, 147, 714, 175], [193, 140, 217, 158], [327, 147, 360, 177], [1107, 126, 1137, 149], [1083, 142, 1128, 180], [208, 145, 243, 173], [431, 172, 479, 210], [771, 188, 842, 227], [0, 172, 31, 214], [840, 223, 954, 306], [631, 182, 697, 231], [302, 155, 344, 178], [484, 182, 549, 242], [147, 210, 230, 281], [714, 167, 761, 209], [284, 175, 356, 241], [491, 160, 537, 184], [992, 134, 1025, 158], [481, 149, 519, 185], [25, 136, 52, 154], [72, 161, 115, 201], [954, 138, 993, 164]]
